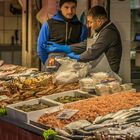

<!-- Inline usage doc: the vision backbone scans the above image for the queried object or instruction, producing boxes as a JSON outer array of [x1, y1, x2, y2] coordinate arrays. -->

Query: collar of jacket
[[95, 20, 110, 33], [52, 11, 79, 23]]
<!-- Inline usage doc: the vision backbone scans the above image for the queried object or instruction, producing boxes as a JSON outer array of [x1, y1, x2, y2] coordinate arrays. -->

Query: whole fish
[[72, 129, 95, 136], [84, 122, 118, 131]]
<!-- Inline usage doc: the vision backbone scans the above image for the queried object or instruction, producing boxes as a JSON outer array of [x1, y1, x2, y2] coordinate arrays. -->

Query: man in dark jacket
[[37, 0, 87, 67], [67, 6, 122, 73]]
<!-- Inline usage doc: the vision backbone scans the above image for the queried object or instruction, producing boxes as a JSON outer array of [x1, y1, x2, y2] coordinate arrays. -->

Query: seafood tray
[[6, 98, 62, 123], [43, 90, 93, 104]]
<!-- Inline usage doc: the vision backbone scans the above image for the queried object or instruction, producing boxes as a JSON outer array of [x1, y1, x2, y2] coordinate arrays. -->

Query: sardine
[[84, 122, 118, 131], [55, 128, 72, 138], [71, 135, 86, 140], [126, 111, 140, 118], [93, 116, 103, 124], [72, 129, 94, 136], [126, 116, 140, 123], [64, 120, 91, 133], [111, 109, 127, 118], [129, 106, 140, 111], [94, 113, 114, 124], [113, 111, 133, 120]]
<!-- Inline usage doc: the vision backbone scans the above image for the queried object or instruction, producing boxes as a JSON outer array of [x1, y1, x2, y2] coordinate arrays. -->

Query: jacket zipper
[[68, 27, 72, 40], [65, 22, 68, 44], [65, 22, 72, 44]]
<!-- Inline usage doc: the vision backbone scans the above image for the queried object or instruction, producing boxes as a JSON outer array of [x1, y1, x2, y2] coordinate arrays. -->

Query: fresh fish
[[93, 113, 114, 124], [82, 136, 96, 140], [102, 113, 114, 119], [115, 112, 135, 121], [113, 111, 133, 120], [121, 123, 135, 129], [129, 106, 140, 111], [55, 128, 72, 138], [126, 111, 140, 118], [101, 119, 115, 125], [111, 109, 127, 118], [72, 129, 94, 136], [108, 129, 128, 135], [107, 135, 126, 140], [71, 135, 86, 140], [84, 122, 118, 131], [64, 120, 91, 133], [93, 116, 103, 124], [126, 115, 140, 123], [94, 117, 113, 124]]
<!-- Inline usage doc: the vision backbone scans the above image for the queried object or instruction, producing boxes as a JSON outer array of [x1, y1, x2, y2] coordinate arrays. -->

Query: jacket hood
[[52, 11, 80, 23]]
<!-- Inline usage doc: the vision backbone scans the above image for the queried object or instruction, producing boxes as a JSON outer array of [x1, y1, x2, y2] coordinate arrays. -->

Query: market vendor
[[37, 0, 88, 71], [67, 6, 122, 73]]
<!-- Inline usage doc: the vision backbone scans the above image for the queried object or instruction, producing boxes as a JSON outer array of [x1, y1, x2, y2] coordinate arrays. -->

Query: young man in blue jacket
[[37, 0, 87, 71]]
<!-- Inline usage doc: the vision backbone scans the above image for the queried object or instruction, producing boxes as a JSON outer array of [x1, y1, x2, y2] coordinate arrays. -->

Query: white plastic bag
[[54, 58, 91, 84]]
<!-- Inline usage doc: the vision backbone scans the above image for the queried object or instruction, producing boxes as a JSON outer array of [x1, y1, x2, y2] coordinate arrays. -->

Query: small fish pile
[[55, 96, 89, 104], [15, 102, 49, 112]]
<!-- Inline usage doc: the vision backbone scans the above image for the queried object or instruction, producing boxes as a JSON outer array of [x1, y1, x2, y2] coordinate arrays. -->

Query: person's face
[[60, 2, 77, 19], [87, 15, 101, 31]]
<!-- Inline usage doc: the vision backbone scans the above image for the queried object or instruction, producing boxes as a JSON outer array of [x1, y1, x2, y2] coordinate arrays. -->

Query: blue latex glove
[[67, 52, 80, 60], [47, 41, 72, 53], [42, 43, 57, 53]]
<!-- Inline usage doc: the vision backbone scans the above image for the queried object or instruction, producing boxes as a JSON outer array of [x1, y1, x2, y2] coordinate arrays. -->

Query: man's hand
[[46, 41, 72, 53], [67, 52, 80, 60]]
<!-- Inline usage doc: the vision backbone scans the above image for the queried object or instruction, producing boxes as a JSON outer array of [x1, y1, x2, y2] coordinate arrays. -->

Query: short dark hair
[[88, 6, 107, 19], [59, 0, 77, 8]]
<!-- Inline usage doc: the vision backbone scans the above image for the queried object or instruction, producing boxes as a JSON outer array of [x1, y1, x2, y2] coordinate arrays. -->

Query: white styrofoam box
[[6, 98, 62, 123], [42, 90, 92, 104]]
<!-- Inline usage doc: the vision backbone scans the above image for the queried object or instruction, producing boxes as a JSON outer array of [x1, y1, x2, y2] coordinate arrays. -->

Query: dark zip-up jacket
[[71, 21, 122, 73], [37, 11, 87, 64]]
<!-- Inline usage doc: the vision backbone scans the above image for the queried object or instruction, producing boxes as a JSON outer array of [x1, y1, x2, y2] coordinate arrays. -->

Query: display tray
[[42, 90, 93, 104], [6, 98, 62, 123], [29, 105, 64, 130]]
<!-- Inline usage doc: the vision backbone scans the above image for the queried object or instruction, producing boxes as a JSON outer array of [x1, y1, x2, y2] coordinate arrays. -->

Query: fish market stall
[[0, 59, 139, 140]]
